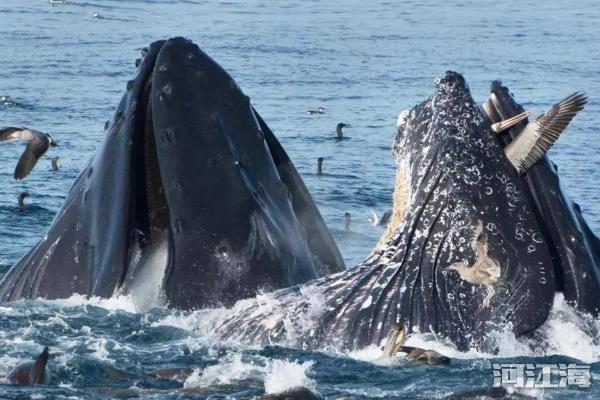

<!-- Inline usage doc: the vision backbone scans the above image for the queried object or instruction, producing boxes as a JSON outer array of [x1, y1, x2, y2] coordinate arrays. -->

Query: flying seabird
[[0, 127, 59, 180], [307, 106, 325, 115], [490, 92, 587, 174], [336, 123, 350, 139]]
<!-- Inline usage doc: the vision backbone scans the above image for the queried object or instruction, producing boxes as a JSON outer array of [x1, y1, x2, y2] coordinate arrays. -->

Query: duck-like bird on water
[[0, 127, 58, 180]]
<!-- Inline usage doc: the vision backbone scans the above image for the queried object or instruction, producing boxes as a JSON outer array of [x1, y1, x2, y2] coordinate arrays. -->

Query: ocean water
[[1, 0, 600, 398]]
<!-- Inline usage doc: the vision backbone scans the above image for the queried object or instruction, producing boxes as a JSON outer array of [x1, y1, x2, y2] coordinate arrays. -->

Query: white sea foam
[[182, 351, 315, 394], [38, 293, 140, 313], [264, 359, 316, 394]]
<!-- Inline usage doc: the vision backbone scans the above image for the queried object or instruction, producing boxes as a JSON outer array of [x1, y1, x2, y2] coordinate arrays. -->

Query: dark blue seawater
[[1, 0, 600, 398]]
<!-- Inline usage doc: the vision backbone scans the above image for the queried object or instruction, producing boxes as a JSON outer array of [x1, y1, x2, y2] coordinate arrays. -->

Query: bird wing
[[510, 92, 587, 174], [14, 137, 49, 180], [14, 147, 39, 180], [0, 127, 24, 141]]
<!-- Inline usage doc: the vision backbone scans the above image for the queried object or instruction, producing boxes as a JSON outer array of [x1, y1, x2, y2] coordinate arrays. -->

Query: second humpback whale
[[0, 38, 345, 309], [208, 72, 600, 352]]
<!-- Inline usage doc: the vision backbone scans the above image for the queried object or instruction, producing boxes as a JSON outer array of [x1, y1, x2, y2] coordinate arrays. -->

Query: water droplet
[[158, 63, 168, 72], [104, 120, 110, 130], [126, 80, 134, 90], [135, 58, 141, 67], [162, 83, 172, 96]]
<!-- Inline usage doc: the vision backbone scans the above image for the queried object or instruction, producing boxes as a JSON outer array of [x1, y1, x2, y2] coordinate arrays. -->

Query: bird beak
[[490, 110, 533, 133]]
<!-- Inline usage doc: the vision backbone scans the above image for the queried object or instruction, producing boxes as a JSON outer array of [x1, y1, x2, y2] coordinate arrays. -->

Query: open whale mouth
[[212, 71, 598, 352], [366, 71, 599, 349], [0, 38, 345, 309]]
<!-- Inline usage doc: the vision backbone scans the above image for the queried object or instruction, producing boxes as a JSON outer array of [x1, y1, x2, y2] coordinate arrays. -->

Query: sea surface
[[1, 0, 600, 398]]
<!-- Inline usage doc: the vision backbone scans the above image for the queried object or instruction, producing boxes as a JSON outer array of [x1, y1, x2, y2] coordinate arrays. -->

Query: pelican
[[380, 323, 450, 365], [491, 92, 587, 174], [448, 221, 501, 308], [0, 127, 59, 180]]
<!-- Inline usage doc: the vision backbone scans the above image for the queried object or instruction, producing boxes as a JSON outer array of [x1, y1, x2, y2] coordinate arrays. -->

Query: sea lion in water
[[254, 387, 324, 400], [7, 347, 51, 385]]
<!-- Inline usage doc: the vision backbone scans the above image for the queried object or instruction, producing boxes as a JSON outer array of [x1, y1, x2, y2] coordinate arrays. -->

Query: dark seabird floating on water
[[0, 127, 58, 180], [336, 122, 350, 139], [17, 192, 28, 213], [51, 156, 60, 170]]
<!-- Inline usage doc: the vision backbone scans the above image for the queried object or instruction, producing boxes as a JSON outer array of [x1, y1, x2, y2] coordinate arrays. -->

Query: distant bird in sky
[[369, 210, 392, 226], [491, 92, 587, 174], [51, 156, 61, 171], [336, 122, 350, 139], [307, 106, 325, 115], [0, 127, 59, 180], [18, 192, 28, 213]]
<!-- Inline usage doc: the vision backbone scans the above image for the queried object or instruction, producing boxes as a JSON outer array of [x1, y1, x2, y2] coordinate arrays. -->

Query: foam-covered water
[[1, 0, 600, 398]]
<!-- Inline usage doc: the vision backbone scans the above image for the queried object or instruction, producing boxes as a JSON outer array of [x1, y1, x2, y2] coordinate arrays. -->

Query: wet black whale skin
[[0, 38, 344, 309]]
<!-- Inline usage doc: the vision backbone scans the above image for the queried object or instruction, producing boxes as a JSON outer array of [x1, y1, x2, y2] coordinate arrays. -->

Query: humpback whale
[[209, 72, 600, 352], [0, 38, 344, 309]]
